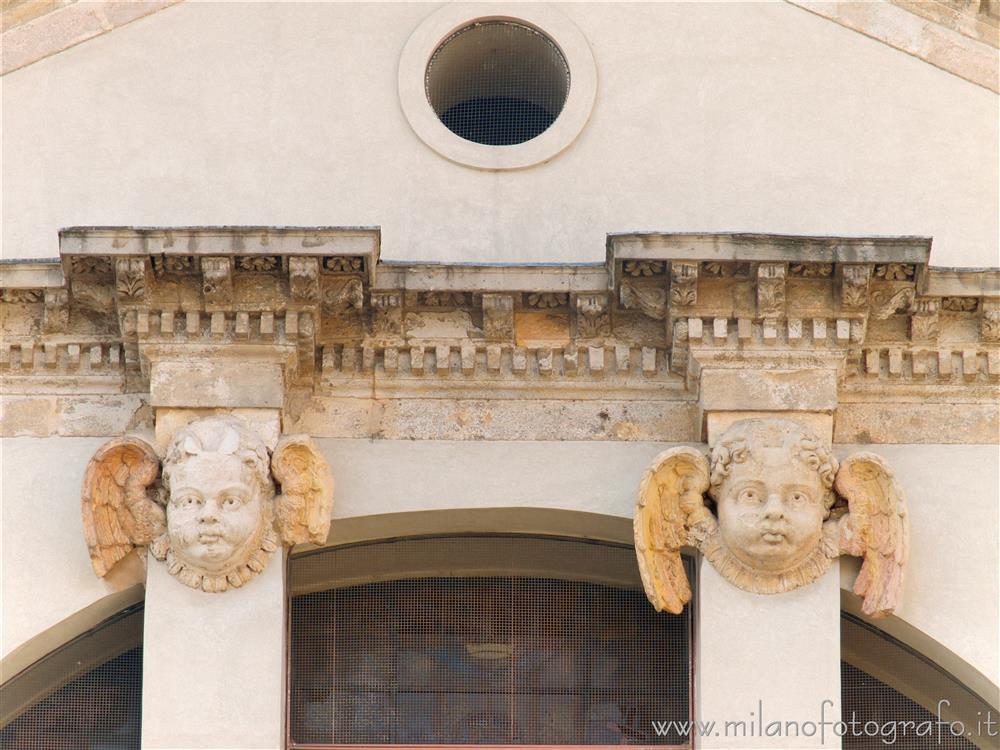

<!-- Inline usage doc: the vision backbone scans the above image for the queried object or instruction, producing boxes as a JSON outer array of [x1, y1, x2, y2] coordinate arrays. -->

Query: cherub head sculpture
[[634, 418, 908, 618], [709, 420, 838, 578], [81, 416, 334, 593]]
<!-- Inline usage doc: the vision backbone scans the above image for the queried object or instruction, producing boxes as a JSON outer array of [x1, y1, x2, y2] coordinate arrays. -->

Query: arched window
[[841, 613, 991, 750], [0, 605, 144, 750], [287, 535, 694, 747]]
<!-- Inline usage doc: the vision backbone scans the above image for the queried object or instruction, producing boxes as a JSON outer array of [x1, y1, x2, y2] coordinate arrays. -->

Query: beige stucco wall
[[2, 1, 997, 267], [3, 436, 997, 700], [1, 437, 144, 676]]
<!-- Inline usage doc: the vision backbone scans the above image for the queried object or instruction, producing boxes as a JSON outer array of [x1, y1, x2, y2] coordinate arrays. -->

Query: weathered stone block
[[150, 360, 284, 408], [699, 368, 837, 413]]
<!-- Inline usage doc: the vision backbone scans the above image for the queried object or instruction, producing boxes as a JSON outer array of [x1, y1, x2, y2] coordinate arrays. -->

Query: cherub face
[[716, 447, 826, 573], [166, 452, 266, 574]]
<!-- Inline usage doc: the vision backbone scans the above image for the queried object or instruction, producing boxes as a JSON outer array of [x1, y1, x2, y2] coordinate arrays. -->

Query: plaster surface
[[835, 443, 1000, 688], [2, 2, 996, 267], [697, 563, 842, 749], [1, 437, 136, 664], [141, 549, 286, 749], [2, 437, 996, 707]]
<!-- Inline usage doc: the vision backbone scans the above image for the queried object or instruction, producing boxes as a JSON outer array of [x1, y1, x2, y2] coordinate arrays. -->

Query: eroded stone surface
[[81, 416, 333, 592], [635, 418, 909, 617]]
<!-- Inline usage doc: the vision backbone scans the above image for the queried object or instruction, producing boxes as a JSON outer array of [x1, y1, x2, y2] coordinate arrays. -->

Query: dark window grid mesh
[[425, 21, 570, 146], [841, 616, 980, 750], [289, 551, 692, 746], [0, 647, 142, 750], [841, 663, 976, 750]]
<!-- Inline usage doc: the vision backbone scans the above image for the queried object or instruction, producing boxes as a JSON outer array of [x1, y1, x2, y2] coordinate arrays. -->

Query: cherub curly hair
[[161, 417, 274, 503], [708, 419, 839, 514]]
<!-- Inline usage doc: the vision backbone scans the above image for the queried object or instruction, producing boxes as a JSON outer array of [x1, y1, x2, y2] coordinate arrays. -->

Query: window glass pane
[[289, 539, 692, 747]]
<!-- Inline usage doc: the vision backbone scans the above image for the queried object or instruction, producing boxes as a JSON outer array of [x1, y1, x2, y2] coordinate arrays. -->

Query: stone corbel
[[482, 293, 514, 342], [201, 256, 233, 310], [909, 297, 940, 343], [370, 290, 403, 338], [288, 257, 320, 303], [688, 345, 845, 442], [574, 292, 610, 338], [839, 264, 872, 310], [669, 261, 698, 307], [669, 318, 689, 375], [982, 298, 1000, 342], [756, 263, 786, 318], [43, 288, 69, 333], [115, 257, 147, 304]]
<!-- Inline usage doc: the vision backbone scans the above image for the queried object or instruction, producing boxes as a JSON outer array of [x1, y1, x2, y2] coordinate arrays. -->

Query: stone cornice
[[1, 0, 184, 76], [785, 0, 999, 93], [1, 228, 997, 405]]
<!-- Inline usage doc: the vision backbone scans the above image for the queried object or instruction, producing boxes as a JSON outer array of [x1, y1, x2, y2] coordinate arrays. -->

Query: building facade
[[1, 2, 998, 749]]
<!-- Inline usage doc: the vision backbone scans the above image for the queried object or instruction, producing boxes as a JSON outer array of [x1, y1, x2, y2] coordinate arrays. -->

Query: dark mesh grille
[[841, 663, 976, 750], [841, 614, 986, 750], [0, 647, 142, 750], [289, 540, 691, 746], [426, 21, 570, 146]]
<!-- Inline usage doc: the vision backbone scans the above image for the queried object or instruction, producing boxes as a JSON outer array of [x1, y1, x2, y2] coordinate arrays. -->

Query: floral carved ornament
[[634, 419, 908, 618], [81, 416, 333, 592]]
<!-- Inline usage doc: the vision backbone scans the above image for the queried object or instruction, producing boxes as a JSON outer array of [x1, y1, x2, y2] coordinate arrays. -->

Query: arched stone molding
[[0, 591, 143, 725], [841, 584, 1000, 713]]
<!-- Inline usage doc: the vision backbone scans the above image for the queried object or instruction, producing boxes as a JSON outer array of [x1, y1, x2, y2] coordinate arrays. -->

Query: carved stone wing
[[271, 434, 334, 546], [634, 447, 711, 614], [834, 453, 909, 619], [81, 436, 164, 578]]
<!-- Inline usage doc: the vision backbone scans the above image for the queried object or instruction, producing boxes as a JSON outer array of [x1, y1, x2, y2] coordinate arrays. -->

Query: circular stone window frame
[[399, 3, 597, 171]]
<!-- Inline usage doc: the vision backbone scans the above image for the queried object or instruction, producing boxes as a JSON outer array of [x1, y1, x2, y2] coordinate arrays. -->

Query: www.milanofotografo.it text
[[651, 700, 997, 745]]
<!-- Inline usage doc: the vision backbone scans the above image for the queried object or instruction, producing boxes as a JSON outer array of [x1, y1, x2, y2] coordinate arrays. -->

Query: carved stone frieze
[[620, 279, 667, 320], [941, 296, 978, 312], [6, 228, 994, 407], [323, 256, 365, 274], [81, 416, 334, 593], [870, 285, 916, 319], [1, 289, 42, 303], [789, 263, 833, 278], [152, 254, 195, 275], [623, 260, 664, 277], [702, 261, 752, 278], [526, 292, 567, 309], [420, 291, 466, 307], [635, 418, 908, 617], [235, 255, 280, 272], [70, 256, 113, 276], [324, 277, 364, 312], [874, 263, 916, 281]]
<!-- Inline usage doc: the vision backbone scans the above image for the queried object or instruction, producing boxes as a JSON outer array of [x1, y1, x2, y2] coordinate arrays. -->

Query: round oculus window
[[424, 21, 570, 146], [399, 4, 597, 170]]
